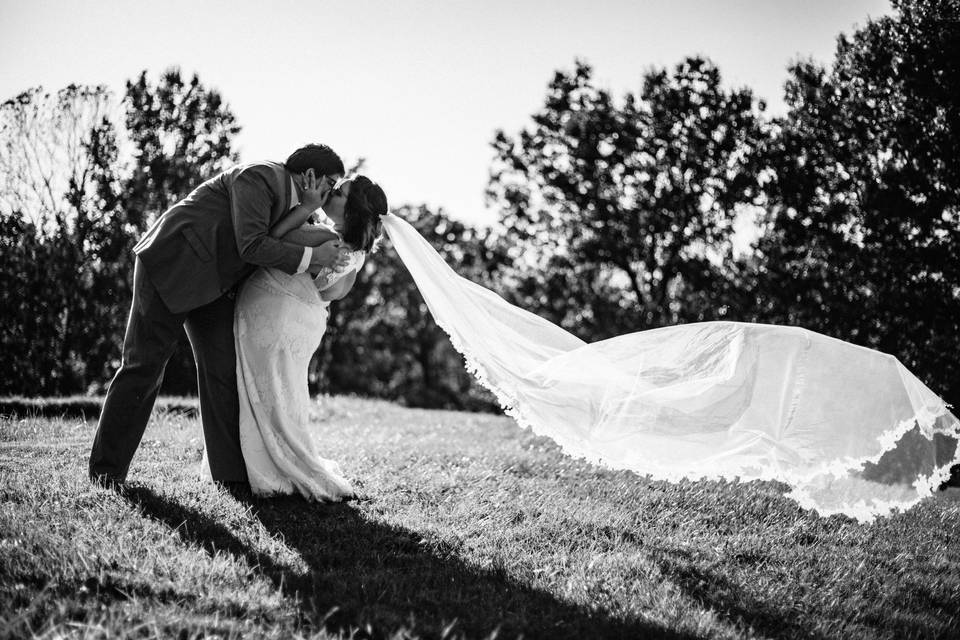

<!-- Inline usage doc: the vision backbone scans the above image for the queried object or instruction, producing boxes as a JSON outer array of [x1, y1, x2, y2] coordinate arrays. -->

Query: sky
[[1, 0, 892, 226]]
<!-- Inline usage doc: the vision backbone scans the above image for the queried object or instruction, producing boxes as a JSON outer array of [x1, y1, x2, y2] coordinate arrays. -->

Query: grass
[[1, 396, 958, 639]]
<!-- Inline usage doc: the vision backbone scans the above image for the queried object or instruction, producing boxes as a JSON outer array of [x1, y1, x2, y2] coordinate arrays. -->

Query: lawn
[[1, 396, 958, 639]]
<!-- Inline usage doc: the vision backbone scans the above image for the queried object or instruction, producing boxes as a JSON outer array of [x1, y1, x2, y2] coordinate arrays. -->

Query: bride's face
[[324, 177, 352, 227]]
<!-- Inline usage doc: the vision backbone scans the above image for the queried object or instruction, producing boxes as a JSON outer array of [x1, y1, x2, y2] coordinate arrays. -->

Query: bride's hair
[[342, 176, 387, 252]]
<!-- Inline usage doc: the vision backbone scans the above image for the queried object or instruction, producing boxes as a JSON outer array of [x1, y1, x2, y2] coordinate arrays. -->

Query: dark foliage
[[750, 0, 960, 409], [1, 85, 127, 395], [0, 69, 240, 396], [488, 57, 769, 340]]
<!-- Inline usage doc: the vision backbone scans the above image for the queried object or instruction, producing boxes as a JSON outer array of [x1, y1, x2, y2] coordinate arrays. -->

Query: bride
[[229, 173, 386, 501]]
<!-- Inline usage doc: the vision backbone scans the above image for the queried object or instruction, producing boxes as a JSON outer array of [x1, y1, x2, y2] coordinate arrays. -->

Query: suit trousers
[[89, 257, 248, 482]]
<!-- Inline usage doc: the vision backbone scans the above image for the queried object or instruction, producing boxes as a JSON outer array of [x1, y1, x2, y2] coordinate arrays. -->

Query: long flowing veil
[[380, 213, 960, 521]]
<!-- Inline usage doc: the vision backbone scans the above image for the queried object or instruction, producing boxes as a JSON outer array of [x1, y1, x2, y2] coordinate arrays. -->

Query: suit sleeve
[[229, 166, 305, 274]]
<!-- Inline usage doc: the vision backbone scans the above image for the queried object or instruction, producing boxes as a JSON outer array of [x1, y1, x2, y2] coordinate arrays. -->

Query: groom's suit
[[90, 161, 317, 482], [135, 162, 307, 312]]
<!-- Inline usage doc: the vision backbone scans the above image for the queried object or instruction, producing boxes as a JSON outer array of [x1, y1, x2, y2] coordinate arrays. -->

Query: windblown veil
[[381, 213, 960, 521]]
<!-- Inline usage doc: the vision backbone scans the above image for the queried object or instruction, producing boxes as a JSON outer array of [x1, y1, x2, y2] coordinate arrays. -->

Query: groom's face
[[319, 173, 342, 192]]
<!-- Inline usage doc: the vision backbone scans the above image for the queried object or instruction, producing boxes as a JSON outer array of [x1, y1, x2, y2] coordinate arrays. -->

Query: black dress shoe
[[89, 473, 126, 491], [215, 480, 253, 501]]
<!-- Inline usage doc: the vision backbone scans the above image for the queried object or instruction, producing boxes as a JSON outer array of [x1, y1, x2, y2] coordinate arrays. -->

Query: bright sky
[[1, 0, 891, 226]]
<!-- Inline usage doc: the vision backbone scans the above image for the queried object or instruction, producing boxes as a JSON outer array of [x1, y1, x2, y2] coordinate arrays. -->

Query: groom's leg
[[90, 258, 184, 481], [184, 289, 247, 482]]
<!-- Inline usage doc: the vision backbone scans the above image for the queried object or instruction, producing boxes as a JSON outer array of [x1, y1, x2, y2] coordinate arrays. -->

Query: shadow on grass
[[652, 545, 952, 640], [0, 396, 198, 421], [652, 549, 829, 640], [124, 486, 695, 640]]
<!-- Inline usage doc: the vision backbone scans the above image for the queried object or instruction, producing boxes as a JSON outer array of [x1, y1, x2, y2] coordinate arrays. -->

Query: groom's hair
[[342, 175, 387, 253], [285, 143, 345, 177]]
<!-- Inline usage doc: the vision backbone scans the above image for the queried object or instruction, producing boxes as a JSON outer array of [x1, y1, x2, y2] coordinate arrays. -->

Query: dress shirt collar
[[289, 175, 301, 210]]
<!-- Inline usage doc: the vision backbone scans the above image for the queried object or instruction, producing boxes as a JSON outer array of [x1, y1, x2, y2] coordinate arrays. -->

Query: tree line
[[1, 0, 957, 421]]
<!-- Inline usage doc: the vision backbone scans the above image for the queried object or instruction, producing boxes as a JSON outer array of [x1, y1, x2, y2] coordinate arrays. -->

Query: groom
[[89, 143, 346, 488]]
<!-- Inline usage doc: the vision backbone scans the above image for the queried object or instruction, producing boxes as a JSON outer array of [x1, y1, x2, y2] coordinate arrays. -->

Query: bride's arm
[[270, 203, 324, 239], [278, 223, 340, 247], [318, 269, 357, 302]]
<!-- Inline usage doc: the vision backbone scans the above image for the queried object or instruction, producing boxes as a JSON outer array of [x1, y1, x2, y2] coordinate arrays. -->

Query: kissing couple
[[89, 143, 382, 501], [88, 142, 960, 520]]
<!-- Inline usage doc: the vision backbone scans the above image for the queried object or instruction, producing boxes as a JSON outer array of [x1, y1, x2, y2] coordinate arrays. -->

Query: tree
[[487, 58, 770, 341], [0, 85, 115, 230], [122, 69, 240, 229], [752, 0, 960, 408], [0, 84, 123, 394], [0, 69, 241, 396]]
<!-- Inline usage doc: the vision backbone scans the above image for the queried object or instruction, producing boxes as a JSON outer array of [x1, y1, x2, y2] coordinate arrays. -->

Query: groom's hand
[[309, 240, 344, 269]]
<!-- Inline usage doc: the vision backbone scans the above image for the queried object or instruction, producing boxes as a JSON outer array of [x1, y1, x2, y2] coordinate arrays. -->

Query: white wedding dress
[[232, 228, 364, 501], [380, 213, 960, 521]]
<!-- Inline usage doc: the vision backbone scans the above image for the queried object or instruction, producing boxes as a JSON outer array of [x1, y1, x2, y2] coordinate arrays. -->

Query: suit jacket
[[134, 161, 306, 314]]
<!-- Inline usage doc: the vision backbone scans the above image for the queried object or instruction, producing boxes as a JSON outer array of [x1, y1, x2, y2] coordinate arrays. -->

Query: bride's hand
[[300, 169, 332, 211], [308, 240, 348, 271]]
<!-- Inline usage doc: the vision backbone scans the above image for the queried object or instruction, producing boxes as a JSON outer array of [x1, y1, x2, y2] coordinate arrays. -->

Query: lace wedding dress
[[381, 213, 960, 521], [232, 240, 365, 500]]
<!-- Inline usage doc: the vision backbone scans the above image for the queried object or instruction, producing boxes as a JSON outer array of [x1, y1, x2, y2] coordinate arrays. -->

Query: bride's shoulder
[[346, 249, 366, 269]]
